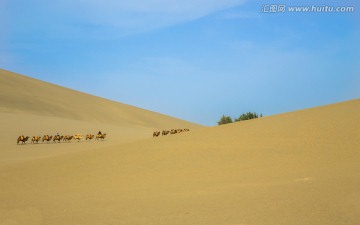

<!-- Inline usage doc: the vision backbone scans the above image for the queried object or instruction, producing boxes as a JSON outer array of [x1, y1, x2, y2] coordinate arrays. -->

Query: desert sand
[[0, 68, 201, 163], [1, 68, 359, 225]]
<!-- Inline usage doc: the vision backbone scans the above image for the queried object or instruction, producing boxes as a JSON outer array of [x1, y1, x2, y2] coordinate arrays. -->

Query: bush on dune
[[217, 115, 233, 125], [234, 112, 262, 122], [217, 112, 262, 125]]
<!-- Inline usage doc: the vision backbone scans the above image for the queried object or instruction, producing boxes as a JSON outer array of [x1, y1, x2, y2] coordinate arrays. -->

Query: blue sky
[[1, 0, 359, 125]]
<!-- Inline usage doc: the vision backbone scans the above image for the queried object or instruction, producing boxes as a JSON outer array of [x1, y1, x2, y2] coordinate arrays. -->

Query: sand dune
[[1, 68, 360, 225], [0, 68, 201, 163], [0, 68, 200, 128]]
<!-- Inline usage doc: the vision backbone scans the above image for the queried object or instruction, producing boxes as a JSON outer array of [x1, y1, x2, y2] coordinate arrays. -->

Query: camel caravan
[[153, 128, 190, 138], [17, 131, 107, 145]]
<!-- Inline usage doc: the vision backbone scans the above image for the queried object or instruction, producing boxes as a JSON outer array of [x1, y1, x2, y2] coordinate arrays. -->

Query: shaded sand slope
[[0, 68, 200, 128], [0, 68, 201, 163], [1, 99, 359, 225]]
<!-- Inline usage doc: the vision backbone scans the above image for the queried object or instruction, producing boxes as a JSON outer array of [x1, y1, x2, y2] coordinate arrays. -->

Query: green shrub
[[234, 112, 262, 122], [217, 115, 233, 125], [217, 112, 262, 125]]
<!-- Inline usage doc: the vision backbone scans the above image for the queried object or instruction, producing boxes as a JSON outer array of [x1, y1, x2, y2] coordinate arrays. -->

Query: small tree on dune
[[217, 115, 233, 125], [234, 112, 262, 122], [217, 112, 263, 125]]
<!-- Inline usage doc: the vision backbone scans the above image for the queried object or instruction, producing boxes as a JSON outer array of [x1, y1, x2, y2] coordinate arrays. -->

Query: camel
[[153, 131, 160, 137], [53, 135, 63, 143], [96, 133, 106, 141], [31, 136, 41, 144], [63, 135, 73, 142], [42, 135, 53, 143], [17, 136, 29, 145], [74, 134, 83, 141], [86, 134, 95, 140], [162, 130, 170, 136]]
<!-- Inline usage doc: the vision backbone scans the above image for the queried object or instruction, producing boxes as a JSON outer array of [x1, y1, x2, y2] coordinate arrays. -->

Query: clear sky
[[1, 0, 359, 125]]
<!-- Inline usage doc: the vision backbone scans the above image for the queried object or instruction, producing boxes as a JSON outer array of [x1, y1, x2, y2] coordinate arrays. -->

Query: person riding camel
[[98, 131, 102, 135]]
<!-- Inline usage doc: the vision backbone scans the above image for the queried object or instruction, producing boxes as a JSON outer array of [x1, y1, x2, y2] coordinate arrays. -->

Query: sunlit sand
[[1, 68, 359, 225]]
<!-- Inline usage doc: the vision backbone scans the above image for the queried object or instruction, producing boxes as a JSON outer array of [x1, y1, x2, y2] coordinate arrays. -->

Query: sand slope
[[0, 68, 201, 163], [0, 68, 200, 128], [1, 68, 360, 225]]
